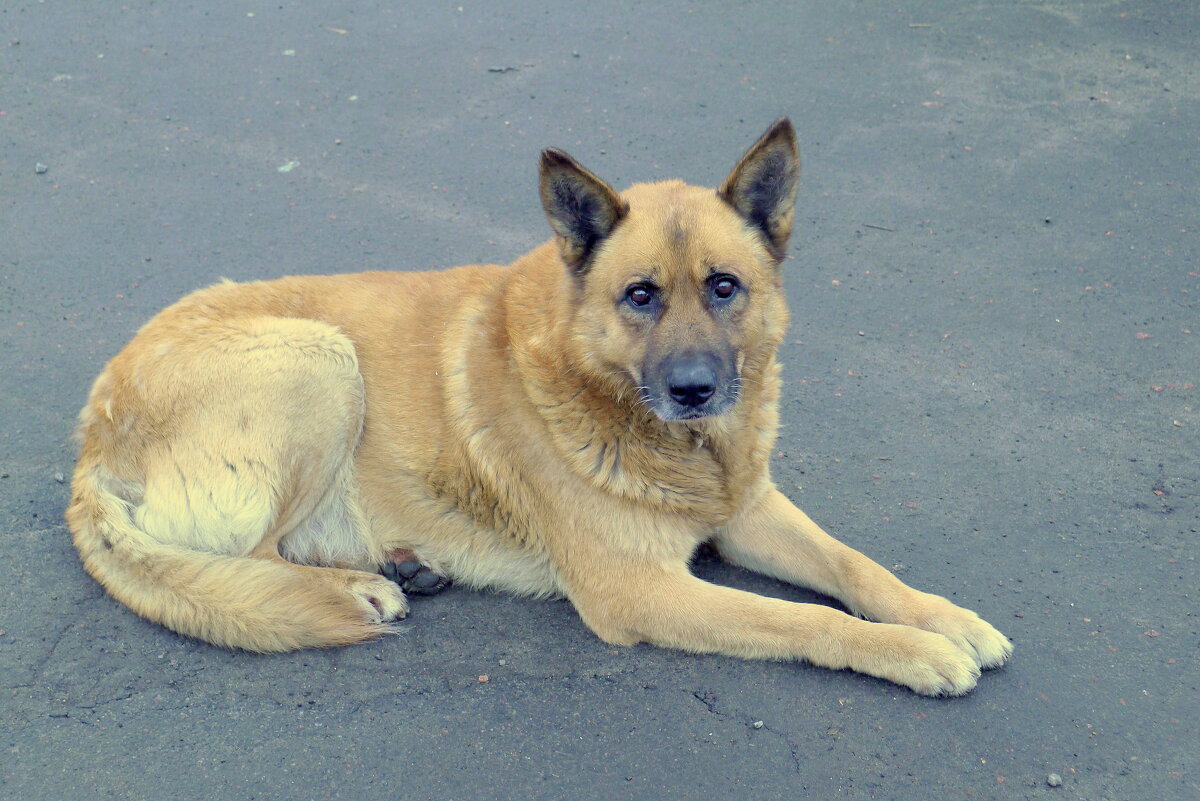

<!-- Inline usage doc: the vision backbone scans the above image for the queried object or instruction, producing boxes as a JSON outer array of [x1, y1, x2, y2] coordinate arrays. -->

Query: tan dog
[[68, 120, 1011, 695]]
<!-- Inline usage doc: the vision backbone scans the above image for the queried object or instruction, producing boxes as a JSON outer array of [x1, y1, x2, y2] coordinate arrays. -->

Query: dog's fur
[[68, 120, 1011, 695]]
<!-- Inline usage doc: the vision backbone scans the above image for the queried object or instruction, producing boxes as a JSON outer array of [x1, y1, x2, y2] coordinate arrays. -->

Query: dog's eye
[[711, 276, 740, 302], [626, 284, 656, 308]]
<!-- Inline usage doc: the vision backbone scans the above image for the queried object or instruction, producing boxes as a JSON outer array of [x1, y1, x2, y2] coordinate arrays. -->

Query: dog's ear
[[719, 118, 801, 262], [539, 148, 628, 276]]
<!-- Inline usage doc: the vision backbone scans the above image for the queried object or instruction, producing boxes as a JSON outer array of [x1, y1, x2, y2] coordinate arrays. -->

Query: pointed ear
[[718, 118, 801, 262], [539, 148, 628, 275]]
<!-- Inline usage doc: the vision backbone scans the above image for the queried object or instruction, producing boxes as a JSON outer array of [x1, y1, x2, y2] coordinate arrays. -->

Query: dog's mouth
[[638, 381, 740, 422]]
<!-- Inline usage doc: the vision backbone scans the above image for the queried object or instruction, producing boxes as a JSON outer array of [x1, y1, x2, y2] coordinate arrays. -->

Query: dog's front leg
[[713, 487, 1013, 671], [564, 559, 982, 696]]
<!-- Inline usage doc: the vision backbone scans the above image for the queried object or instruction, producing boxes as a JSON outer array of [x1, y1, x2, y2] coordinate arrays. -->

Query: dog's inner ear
[[539, 149, 628, 276], [718, 118, 801, 262]]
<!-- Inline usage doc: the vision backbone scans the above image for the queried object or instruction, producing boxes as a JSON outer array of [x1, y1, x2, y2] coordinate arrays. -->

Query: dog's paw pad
[[382, 550, 451, 596]]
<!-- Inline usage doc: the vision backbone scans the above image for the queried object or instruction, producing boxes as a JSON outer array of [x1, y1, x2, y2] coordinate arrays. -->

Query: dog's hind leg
[[70, 312, 408, 651]]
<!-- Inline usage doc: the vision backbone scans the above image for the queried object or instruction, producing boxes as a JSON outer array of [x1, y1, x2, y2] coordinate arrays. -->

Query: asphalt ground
[[2, 2, 1197, 799]]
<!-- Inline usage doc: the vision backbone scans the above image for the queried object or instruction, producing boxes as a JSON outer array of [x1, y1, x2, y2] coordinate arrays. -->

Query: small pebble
[[35, 163, 48, 174], [1047, 773, 1062, 787], [478, 674, 489, 683], [54, 472, 65, 483], [498, 659, 507, 665], [752, 720, 764, 729]]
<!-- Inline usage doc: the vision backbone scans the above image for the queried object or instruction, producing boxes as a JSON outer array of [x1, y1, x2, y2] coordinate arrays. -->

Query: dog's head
[[539, 119, 799, 423]]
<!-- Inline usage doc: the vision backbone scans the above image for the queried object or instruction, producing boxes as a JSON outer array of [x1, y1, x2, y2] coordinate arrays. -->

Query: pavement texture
[[2, 2, 1197, 799]]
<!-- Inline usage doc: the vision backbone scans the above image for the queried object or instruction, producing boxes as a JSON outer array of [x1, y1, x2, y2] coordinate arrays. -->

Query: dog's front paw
[[856, 624, 982, 696], [910, 593, 1013, 670]]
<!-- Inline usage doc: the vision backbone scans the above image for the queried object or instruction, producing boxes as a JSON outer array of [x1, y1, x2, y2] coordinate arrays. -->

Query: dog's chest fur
[[430, 356, 782, 549], [531, 380, 734, 521]]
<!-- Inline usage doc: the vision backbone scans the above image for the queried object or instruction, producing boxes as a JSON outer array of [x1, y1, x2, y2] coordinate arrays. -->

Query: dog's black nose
[[667, 361, 717, 407]]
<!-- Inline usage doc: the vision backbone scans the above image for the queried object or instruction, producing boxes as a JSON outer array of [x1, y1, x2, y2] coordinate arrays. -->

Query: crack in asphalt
[[758, 722, 804, 775], [689, 688, 803, 774], [17, 620, 80, 687]]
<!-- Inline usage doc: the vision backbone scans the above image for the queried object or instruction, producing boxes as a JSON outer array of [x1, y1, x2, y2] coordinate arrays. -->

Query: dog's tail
[[67, 458, 390, 653]]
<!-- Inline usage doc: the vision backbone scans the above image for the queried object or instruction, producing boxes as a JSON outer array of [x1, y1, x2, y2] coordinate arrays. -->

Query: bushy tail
[[67, 460, 388, 652]]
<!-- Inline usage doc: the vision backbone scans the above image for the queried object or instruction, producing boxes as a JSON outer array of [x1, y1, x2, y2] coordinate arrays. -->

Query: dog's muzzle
[[643, 351, 738, 421]]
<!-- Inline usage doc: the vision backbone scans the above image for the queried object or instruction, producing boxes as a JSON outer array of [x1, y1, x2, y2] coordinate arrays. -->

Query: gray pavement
[[2, 2, 1197, 799]]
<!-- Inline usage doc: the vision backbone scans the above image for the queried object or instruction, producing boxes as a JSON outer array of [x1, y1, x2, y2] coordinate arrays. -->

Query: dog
[[67, 119, 1012, 695]]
